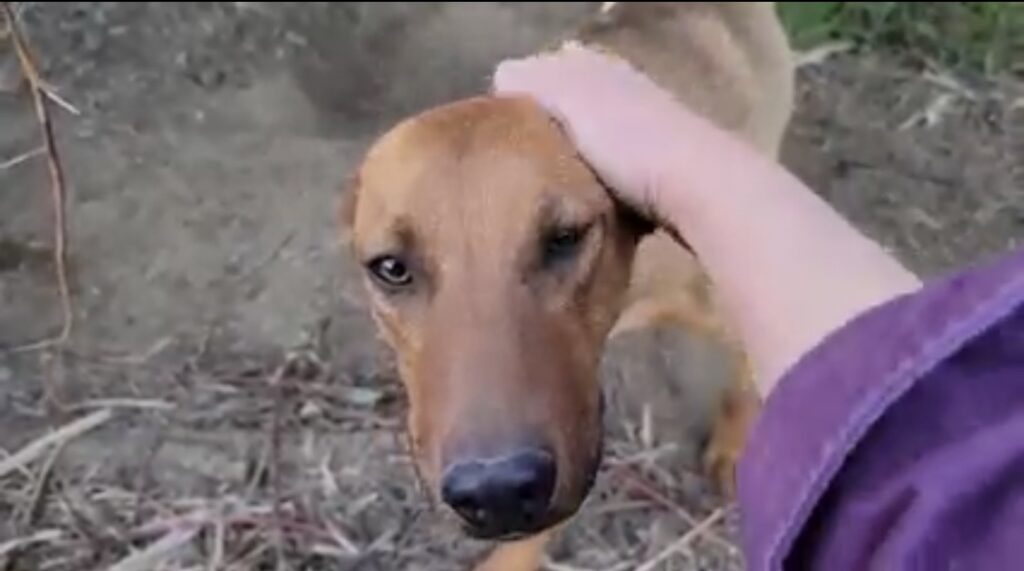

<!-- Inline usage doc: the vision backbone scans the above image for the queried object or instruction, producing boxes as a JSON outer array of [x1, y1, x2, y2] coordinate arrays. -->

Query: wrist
[[653, 126, 781, 241]]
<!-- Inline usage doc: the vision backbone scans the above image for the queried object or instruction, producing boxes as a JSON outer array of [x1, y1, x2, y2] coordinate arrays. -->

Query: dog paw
[[702, 437, 741, 499], [471, 532, 552, 571], [702, 396, 758, 498], [704, 373, 761, 499]]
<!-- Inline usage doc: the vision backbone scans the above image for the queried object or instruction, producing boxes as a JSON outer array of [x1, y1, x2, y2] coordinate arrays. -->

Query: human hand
[[492, 45, 733, 225]]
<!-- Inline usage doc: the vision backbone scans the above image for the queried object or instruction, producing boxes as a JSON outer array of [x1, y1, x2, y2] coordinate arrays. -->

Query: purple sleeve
[[737, 246, 1024, 571]]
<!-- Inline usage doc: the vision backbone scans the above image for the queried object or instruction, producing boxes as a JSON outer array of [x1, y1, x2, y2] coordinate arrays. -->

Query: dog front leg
[[473, 530, 555, 571], [703, 346, 761, 498]]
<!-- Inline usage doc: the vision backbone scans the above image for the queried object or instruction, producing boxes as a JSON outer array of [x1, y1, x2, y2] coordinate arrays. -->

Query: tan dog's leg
[[613, 233, 761, 496], [473, 531, 554, 571], [703, 346, 760, 497]]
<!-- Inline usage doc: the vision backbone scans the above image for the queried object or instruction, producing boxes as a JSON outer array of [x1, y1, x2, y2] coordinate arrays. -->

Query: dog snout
[[440, 448, 556, 538]]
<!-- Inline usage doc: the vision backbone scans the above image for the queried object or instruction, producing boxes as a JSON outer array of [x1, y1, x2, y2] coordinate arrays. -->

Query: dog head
[[341, 96, 650, 540]]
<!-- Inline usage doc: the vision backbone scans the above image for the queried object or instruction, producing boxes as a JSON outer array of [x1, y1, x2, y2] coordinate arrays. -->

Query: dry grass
[[0, 333, 742, 570], [1, 340, 401, 570]]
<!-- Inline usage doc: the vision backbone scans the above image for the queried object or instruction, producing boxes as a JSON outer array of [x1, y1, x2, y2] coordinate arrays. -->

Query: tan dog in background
[[341, 3, 794, 569]]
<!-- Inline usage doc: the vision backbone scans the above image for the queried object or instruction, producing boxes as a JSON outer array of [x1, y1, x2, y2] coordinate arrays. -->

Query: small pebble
[[299, 399, 323, 419], [197, 67, 226, 88]]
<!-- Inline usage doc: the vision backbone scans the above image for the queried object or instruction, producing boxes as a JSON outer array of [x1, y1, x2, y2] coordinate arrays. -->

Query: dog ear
[[614, 199, 656, 240], [613, 197, 694, 253]]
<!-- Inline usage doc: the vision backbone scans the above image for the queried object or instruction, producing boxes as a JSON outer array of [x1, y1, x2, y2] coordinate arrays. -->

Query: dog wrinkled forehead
[[350, 96, 612, 256]]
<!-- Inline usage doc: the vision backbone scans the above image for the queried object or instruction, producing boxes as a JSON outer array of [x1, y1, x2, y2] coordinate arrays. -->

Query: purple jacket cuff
[[737, 246, 1024, 570]]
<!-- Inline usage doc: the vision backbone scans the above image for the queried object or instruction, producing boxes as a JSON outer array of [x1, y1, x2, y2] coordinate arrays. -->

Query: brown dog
[[341, 3, 794, 569]]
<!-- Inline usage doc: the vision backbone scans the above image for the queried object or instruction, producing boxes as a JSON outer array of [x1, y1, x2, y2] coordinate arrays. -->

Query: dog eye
[[366, 255, 413, 289], [542, 224, 589, 265]]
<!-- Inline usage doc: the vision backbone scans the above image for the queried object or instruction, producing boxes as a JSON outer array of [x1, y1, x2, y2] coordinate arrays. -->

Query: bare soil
[[0, 3, 1021, 570]]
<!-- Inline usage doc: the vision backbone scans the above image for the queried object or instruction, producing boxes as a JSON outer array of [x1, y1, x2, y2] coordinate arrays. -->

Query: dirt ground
[[0, 3, 1021, 570]]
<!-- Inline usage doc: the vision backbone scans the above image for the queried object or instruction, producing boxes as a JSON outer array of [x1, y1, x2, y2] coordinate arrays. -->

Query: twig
[[0, 408, 112, 478], [130, 427, 167, 526], [542, 558, 596, 571], [65, 398, 175, 412], [617, 467, 699, 524], [15, 436, 64, 526], [794, 40, 854, 68], [244, 434, 271, 499], [56, 485, 117, 549], [206, 507, 226, 571], [589, 499, 656, 515], [2, 2, 74, 351], [318, 455, 340, 498], [614, 467, 734, 551], [321, 517, 360, 556], [107, 527, 199, 571], [35, 80, 79, 115], [268, 364, 288, 571], [0, 145, 44, 170], [635, 507, 727, 571], [0, 529, 62, 559], [100, 336, 175, 365]]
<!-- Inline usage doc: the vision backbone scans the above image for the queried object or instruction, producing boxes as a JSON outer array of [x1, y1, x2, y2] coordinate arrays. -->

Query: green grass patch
[[778, 2, 1024, 76]]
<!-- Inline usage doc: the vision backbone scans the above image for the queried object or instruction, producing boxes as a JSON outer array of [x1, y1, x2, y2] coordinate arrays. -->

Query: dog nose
[[441, 448, 556, 535]]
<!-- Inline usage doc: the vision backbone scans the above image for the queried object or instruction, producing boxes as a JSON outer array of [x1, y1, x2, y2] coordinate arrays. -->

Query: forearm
[[491, 46, 922, 392], [658, 131, 922, 395]]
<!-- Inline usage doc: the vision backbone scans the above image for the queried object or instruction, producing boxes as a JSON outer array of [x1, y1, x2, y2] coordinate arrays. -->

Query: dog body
[[342, 3, 794, 569]]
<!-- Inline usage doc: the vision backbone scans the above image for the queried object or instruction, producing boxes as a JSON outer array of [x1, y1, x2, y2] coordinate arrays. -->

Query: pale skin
[[494, 47, 923, 396]]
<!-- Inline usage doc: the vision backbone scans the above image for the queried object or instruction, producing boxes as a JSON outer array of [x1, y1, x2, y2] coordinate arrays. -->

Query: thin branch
[[0, 145, 44, 170], [0, 409, 112, 478], [268, 363, 288, 571], [635, 507, 727, 571], [2, 2, 74, 351]]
